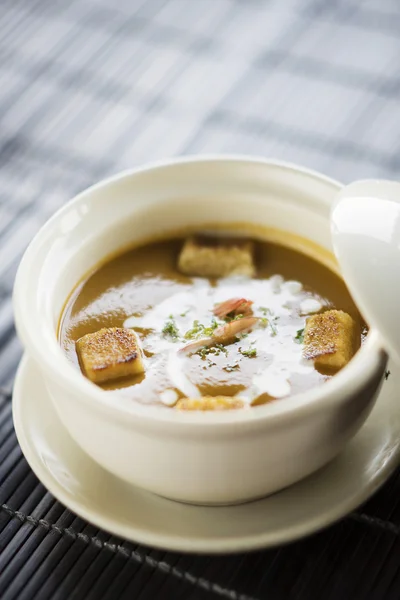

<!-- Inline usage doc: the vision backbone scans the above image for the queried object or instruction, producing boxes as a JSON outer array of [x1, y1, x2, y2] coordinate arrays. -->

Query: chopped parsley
[[215, 342, 228, 355], [385, 370, 391, 381], [184, 318, 219, 339], [184, 320, 204, 339], [240, 347, 257, 358], [197, 346, 211, 359], [207, 318, 219, 334], [196, 342, 228, 359], [294, 328, 305, 344], [258, 307, 278, 336], [269, 318, 278, 337], [162, 315, 179, 340]]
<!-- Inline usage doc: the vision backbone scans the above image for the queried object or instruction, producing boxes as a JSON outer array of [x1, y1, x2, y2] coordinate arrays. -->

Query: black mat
[[1, 0, 400, 598]]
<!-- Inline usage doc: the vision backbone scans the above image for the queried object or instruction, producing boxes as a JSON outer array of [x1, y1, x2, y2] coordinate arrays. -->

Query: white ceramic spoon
[[331, 179, 400, 363]]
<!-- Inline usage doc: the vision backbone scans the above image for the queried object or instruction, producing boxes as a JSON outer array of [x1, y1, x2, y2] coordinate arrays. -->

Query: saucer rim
[[12, 355, 400, 554]]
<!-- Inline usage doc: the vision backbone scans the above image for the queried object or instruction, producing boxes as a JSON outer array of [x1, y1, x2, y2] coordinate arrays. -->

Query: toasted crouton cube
[[176, 396, 245, 411], [303, 310, 357, 373], [76, 327, 145, 384], [178, 236, 255, 278]]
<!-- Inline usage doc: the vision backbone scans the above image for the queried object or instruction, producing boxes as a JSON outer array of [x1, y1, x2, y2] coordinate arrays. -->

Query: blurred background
[[2, 0, 400, 386]]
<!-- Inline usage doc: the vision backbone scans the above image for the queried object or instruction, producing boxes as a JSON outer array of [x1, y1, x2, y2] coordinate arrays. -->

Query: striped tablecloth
[[1, 1, 400, 598]]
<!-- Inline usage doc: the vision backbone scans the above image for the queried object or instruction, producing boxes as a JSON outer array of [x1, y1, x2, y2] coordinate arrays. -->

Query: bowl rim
[[13, 154, 387, 427]]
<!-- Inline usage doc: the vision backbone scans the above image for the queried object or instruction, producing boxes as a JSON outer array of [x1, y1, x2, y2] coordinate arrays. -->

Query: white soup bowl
[[13, 156, 387, 505]]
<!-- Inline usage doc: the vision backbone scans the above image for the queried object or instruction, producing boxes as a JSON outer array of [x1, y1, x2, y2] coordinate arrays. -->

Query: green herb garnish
[[184, 320, 204, 339], [294, 328, 305, 344], [385, 370, 391, 381], [207, 318, 219, 334], [258, 307, 278, 336], [240, 347, 257, 358], [215, 342, 228, 355], [162, 315, 179, 340], [197, 347, 210, 360], [269, 318, 278, 337], [184, 318, 218, 339], [196, 342, 227, 359]]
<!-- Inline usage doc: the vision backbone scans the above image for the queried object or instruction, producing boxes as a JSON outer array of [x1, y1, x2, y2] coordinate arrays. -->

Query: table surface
[[1, 0, 400, 598]]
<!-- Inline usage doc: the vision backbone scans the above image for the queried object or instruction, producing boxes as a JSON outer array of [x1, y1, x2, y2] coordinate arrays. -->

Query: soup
[[59, 233, 362, 410]]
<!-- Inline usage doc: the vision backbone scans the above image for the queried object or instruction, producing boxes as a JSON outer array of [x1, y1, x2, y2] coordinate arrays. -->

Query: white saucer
[[13, 356, 400, 554]]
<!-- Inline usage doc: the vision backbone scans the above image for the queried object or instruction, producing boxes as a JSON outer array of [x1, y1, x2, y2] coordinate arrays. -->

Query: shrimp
[[179, 337, 215, 355], [213, 316, 259, 344], [213, 297, 253, 319], [179, 316, 259, 355]]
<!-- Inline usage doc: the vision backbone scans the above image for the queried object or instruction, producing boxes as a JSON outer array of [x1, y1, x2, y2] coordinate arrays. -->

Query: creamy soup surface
[[59, 236, 362, 408]]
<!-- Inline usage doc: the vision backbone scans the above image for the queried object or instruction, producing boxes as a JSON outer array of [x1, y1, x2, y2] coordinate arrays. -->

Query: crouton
[[303, 310, 357, 373], [176, 396, 245, 411], [178, 236, 255, 278], [76, 327, 145, 384]]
